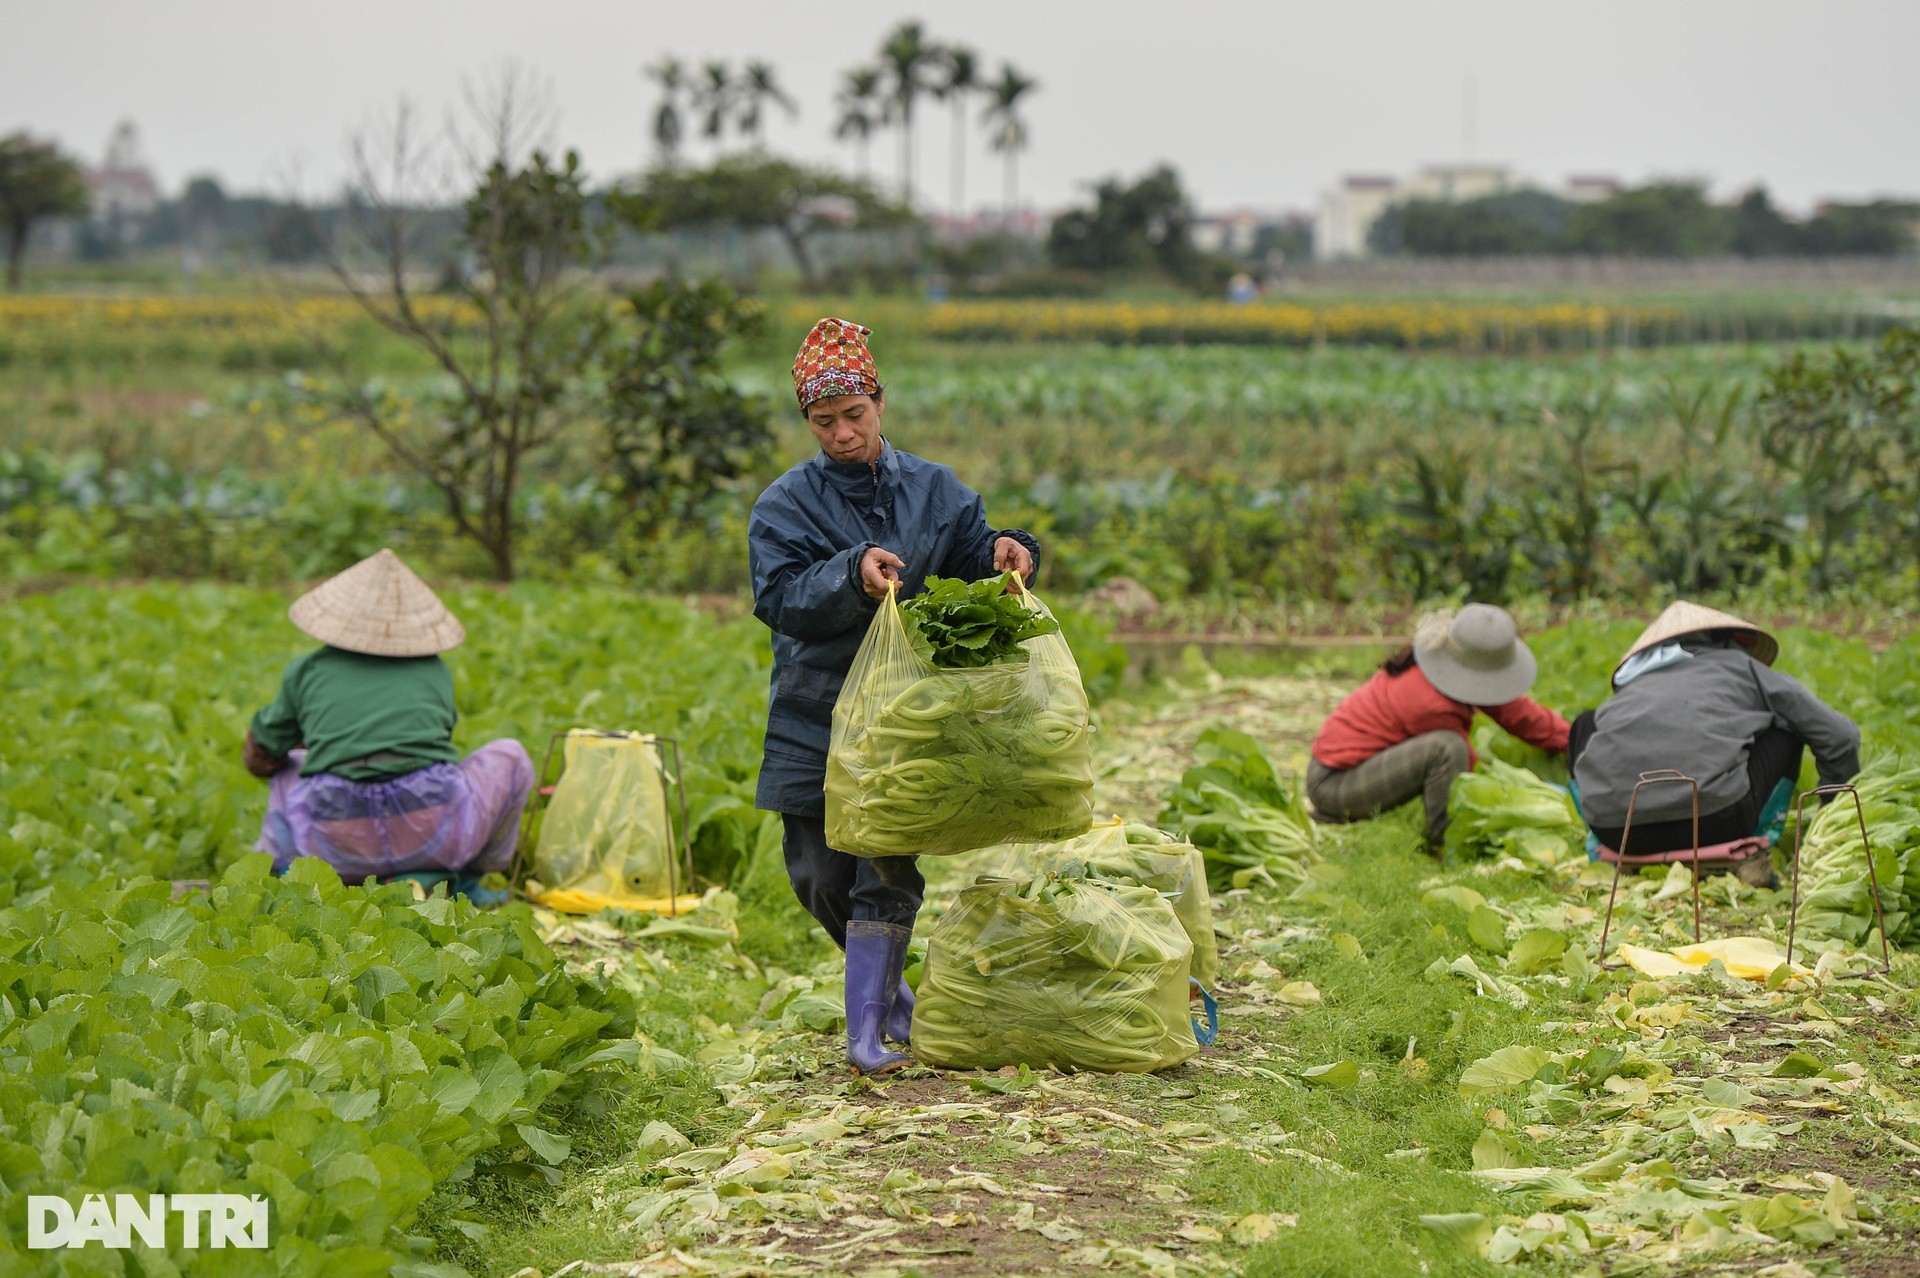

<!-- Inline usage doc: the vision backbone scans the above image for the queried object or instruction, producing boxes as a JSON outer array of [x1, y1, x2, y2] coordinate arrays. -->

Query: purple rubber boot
[[886, 974, 915, 1045], [845, 921, 912, 1075]]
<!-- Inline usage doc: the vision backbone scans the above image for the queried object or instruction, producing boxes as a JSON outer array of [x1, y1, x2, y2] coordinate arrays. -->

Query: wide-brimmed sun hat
[[1615, 600, 1778, 681], [1412, 604, 1538, 705], [288, 548, 465, 658]]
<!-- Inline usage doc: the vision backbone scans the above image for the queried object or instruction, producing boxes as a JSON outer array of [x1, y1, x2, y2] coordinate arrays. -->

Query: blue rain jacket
[[749, 441, 1042, 816]]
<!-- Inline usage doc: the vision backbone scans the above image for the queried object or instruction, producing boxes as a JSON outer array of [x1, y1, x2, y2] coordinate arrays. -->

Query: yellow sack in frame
[[825, 580, 1094, 858], [528, 732, 681, 912]]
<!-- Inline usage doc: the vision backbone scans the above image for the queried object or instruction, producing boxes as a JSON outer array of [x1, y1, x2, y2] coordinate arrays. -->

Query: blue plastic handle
[[1190, 978, 1220, 1048]]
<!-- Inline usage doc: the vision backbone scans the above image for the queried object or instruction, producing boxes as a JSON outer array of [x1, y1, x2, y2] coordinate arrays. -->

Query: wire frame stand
[[1785, 783, 1892, 979], [512, 730, 697, 917], [1598, 770, 1706, 968]]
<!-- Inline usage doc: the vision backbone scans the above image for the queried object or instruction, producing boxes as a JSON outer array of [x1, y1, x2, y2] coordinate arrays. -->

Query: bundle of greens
[[964, 821, 1219, 988], [1796, 759, 1920, 948], [828, 578, 1094, 858], [1444, 757, 1586, 866], [1471, 718, 1571, 785], [1157, 727, 1315, 889], [911, 868, 1197, 1073], [900, 573, 1060, 667]]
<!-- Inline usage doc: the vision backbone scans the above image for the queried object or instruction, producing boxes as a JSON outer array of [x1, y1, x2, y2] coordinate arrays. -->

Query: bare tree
[[295, 69, 772, 582], [453, 61, 559, 172], [304, 75, 594, 579]]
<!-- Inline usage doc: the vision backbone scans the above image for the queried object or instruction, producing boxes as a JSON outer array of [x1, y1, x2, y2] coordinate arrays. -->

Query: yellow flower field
[[0, 292, 1875, 358]]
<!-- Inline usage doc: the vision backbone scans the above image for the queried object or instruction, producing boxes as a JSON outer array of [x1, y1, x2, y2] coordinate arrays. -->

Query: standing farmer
[[245, 549, 534, 896], [750, 317, 1042, 1074]]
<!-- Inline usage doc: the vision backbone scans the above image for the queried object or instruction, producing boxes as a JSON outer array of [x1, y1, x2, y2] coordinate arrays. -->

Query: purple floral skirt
[[256, 739, 535, 880]]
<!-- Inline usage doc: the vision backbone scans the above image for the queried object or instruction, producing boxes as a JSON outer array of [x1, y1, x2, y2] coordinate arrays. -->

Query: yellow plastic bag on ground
[[826, 582, 1094, 858], [527, 732, 680, 913], [912, 869, 1197, 1073], [1616, 936, 1810, 981], [965, 820, 1219, 990]]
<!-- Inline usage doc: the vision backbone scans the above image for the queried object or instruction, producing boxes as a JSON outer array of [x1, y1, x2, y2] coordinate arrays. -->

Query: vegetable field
[[6, 583, 1920, 1275], [10, 298, 1920, 612]]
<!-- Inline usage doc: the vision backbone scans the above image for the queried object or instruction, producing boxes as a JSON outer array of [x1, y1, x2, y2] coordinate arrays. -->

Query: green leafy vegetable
[[1158, 727, 1316, 889], [828, 583, 1093, 857], [1444, 758, 1585, 866], [900, 573, 1059, 668], [1795, 757, 1920, 948], [912, 869, 1198, 1073], [1471, 718, 1570, 784], [0, 855, 636, 1269]]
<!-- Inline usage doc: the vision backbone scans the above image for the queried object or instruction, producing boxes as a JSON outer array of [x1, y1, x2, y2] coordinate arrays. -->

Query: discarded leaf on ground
[[1459, 1045, 1550, 1096]]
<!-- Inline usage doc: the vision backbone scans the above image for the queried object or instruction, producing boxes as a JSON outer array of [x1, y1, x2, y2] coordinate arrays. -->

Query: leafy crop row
[[13, 334, 1920, 609], [0, 857, 636, 1274]]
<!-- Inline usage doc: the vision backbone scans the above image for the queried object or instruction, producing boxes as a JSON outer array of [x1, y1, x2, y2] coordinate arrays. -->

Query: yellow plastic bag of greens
[[912, 869, 1198, 1073], [528, 732, 683, 912], [966, 821, 1219, 990], [826, 575, 1094, 858]]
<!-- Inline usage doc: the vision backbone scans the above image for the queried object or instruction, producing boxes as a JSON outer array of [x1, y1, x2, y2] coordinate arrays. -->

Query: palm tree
[[878, 21, 937, 205], [693, 61, 735, 148], [736, 60, 798, 151], [935, 45, 979, 222], [833, 67, 882, 178], [644, 56, 687, 162], [982, 63, 1038, 228]]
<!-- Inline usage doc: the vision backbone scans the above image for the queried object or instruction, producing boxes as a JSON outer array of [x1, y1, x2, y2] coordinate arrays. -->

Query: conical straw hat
[[1617, 600, 1777, 678], [288, 549, 465, 657]]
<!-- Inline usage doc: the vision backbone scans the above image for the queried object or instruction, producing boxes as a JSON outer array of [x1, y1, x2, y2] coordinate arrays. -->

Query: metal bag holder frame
[[1786, 783, 1892, 978], [1597, 771, 1892, 978], [512, 730, 696, 917], [1598, 771, 1704, 968]]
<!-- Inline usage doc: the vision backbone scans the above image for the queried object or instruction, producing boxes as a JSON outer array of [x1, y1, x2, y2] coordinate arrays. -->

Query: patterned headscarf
[[792, 317, 880, 410]]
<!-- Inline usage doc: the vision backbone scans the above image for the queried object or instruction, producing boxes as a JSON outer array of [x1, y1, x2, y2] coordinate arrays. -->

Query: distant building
[[88, 121, 160, 221], [1563, 174, 1622, 204], [1316, 176, 1399, 260], [84, 120, 161, 249], [1189, 209, 1266, 256], [1404, 163, 1512, 204], [1315, 164, 1629, 258]]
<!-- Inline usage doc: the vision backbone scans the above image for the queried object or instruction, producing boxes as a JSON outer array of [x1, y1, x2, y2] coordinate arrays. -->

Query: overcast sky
[[5, 0, 1916, 216]]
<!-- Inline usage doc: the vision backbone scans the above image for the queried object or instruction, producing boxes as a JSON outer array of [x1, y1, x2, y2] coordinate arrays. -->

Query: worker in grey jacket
[[1569, 602, 1860, 854]]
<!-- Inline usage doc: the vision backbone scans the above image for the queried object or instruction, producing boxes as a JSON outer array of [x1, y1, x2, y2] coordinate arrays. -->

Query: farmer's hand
[[993, 536, 1033, 582], [860, 547, 906, 599]]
